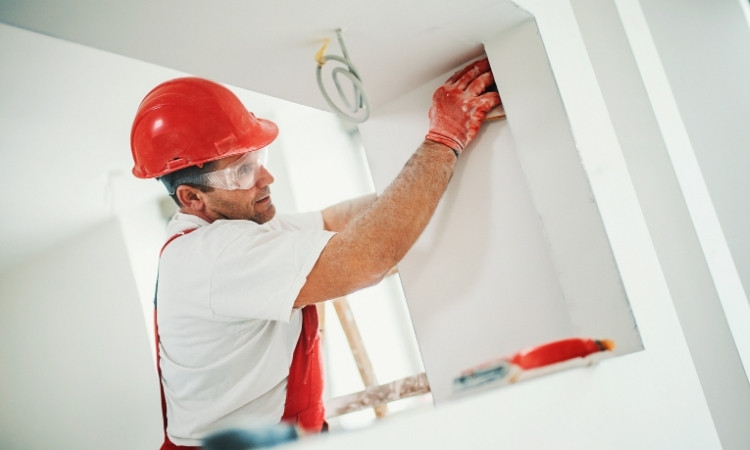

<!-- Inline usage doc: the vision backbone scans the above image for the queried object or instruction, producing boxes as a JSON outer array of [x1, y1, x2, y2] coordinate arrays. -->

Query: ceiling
[[0, 0, 529, 272], [0, 0, 528, 110]]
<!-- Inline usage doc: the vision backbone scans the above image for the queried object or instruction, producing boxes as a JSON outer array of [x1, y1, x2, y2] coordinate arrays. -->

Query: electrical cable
[[315, 29, 370, 123]]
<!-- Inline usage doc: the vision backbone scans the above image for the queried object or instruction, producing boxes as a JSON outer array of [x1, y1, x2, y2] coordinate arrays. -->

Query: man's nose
[[256, 165, 275, 188]]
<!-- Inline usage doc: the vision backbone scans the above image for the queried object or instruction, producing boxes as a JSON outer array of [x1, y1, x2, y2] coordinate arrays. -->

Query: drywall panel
[[489, 20, 641, 354], [622, 0, 750, 392], [637, 0, 750, 302], [320, 1, 721, 446], [359, 17, 640, 402], [572, 1, 750, 447], [0, 219, 162, 449], [359, 73, 573, 402]]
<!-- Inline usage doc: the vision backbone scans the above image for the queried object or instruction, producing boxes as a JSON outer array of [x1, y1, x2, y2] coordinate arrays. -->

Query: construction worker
[[130, 58, 500, 449]]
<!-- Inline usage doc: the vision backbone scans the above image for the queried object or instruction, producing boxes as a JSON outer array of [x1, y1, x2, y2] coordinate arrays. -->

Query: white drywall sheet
[[360, 92, 572, 402], [636, 0, 750, 304], [328, 4, 720, 447], [359, 17, 641, 403], [575, 1, 750, 447], [0, 219, 162, 449]]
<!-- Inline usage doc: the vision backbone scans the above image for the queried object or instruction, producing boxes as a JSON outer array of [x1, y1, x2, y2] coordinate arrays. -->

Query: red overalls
[[155, 230, 326, 450]]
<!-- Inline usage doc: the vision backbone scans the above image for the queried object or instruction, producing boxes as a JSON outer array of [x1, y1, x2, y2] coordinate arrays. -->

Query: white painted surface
[[0, 0, 742, 447], [0, 23, 168, 273], [742, 0, 750, 26], [0, 24, 426, 443], [488, 21, 642, 354], [575, 1, 750, 447], [0, 220, 163, 449], [635, 0, 750, 307], [349, 1, 722, 446], [287, 348, 720, 449], [359, 19, 641, 405], [619, 0, 750, 381], [359, 80, 574, 402], [0, 0, 528, 121]]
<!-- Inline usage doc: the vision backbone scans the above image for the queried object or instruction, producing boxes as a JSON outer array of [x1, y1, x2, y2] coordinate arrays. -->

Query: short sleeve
[[207, 219, 333, 322]]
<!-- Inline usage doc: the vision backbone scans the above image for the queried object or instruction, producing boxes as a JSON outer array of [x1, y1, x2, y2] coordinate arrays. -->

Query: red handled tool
[[510, 337, 615, 370], [453, 337, 615, 392]]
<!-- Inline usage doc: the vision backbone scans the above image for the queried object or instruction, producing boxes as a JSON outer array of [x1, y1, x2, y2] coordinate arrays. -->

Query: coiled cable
[[315, 29, 370, 123]]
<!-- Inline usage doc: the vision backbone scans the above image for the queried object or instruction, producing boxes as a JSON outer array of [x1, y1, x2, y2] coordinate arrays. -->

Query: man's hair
[[158, 163, 216, 207]]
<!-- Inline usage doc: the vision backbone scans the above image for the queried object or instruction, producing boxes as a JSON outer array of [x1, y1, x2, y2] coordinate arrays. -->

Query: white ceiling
[[0, 0, 529, 272], [0, 0, 528, 110]]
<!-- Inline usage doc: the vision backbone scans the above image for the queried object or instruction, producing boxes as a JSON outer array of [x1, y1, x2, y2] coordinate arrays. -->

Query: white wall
[[2, 0, 748, 448], [338, 1, 724, 447], [358, 24, 642, 403], [618, 0, 750, 378], [571, 1, 750, 447], [0, 22, 426, 443], [637, 0, 750, 302], [0, 219, 163, 449], [359, 70, 577, 402]]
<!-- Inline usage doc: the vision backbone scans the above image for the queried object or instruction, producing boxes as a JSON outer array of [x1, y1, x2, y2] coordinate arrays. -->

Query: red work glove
[[425, 58, 501, 155]]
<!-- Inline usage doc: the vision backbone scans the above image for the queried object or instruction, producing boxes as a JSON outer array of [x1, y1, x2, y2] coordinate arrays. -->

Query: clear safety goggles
[[200, 148, 268, 191]]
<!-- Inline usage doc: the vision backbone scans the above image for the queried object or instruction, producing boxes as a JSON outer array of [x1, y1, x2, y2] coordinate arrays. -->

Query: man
[[130, 57, 500, 449]]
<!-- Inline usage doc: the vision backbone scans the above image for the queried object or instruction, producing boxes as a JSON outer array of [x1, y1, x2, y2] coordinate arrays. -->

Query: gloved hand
[[425, 58, 501, 155]]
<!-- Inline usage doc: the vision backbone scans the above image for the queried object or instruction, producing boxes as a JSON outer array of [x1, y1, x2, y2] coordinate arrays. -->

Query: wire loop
[[315, 30, 370, 123]]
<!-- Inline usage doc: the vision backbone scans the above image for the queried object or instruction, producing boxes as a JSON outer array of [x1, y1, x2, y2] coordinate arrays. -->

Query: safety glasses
[[200, 148, 268, 191]]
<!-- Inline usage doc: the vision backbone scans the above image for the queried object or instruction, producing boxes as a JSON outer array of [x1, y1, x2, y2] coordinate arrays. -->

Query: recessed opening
[[357, 16, 643, 404]]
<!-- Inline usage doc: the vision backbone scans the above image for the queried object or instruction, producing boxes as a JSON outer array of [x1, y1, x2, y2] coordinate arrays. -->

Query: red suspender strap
[[156, 229, 200, 450], [281, 304, 326, 432], [160, 229, 196, 256]]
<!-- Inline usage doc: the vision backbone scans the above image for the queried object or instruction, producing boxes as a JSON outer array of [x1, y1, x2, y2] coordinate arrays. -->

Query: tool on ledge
[[453, 337, 615, 392]]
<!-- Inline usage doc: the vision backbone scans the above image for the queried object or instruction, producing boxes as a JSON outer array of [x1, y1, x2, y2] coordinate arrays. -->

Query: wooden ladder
[[319, 274, 431, 419]]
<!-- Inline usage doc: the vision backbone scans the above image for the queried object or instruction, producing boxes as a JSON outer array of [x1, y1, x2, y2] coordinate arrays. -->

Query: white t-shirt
[[156, 212, 334, 446]]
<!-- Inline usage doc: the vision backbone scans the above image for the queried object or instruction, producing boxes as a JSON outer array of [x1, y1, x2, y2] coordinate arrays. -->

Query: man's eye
[[237, 163, 255, 178]]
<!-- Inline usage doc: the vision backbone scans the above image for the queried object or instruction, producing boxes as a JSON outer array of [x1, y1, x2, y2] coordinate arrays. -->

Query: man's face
[[198, 153, 277, 224]]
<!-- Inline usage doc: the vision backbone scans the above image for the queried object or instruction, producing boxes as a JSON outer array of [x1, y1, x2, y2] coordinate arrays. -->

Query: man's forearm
[[297, 140, 457, 306], [342, 140, 456, 276], [295, 58, 497, 306], [322, 193, 378, 232]]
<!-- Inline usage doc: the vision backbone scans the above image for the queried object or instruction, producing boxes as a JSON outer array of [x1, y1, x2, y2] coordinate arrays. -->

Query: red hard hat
[[130, 77, 278, 179]]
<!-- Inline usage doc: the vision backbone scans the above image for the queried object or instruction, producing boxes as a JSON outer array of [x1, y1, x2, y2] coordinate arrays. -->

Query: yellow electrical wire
[[315, 39, 330, 66]]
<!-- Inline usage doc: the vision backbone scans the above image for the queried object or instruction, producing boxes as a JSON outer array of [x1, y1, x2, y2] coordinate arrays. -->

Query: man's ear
[[175, 185, 205, 213]]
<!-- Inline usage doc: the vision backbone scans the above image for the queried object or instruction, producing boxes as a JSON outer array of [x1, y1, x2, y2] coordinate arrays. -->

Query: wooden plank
[[332, 297, 388, 417], [325, 373, 431, 418]]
